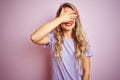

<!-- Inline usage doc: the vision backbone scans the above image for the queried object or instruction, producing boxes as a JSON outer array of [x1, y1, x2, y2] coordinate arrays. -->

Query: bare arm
[[82, 57, 91, 80], [30, 8, 77, 45], [30, 17, 62, 44]]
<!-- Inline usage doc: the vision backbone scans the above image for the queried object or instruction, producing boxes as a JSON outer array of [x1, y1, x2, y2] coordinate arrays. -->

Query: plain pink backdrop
[[0, 0, 120, 80]]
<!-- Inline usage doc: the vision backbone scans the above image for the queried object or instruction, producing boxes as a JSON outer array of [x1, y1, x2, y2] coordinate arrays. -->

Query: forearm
[[31, 8, 77, 42], [82, 72, 90, 80], [31, 17, 62, 42], [82, 57, 91, 80]]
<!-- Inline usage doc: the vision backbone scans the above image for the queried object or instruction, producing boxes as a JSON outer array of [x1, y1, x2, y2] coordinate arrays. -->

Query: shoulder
[[84, 45, 94, 57], [48, 33, 54, 39]]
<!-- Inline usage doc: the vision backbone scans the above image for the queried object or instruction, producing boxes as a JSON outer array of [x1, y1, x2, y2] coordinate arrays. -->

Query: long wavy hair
[[54, 3, 88, 65]]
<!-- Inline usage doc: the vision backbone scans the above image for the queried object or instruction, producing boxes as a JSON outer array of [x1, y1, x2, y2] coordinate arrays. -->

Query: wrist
[[56, 17, 63, 24]]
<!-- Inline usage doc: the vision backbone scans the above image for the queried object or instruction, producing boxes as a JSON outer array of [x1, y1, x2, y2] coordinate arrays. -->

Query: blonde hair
[[54, 3, 88, 64]]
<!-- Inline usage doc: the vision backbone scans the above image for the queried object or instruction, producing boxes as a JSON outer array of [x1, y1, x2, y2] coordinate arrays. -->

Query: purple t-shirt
[[44, 33, 94, 80]]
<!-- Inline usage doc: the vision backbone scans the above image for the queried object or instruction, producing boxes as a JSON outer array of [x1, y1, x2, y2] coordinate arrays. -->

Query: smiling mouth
[[65, 21, 73, 26]]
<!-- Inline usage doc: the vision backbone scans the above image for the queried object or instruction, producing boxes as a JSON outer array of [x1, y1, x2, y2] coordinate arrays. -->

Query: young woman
[[30, 3, 93, 80]]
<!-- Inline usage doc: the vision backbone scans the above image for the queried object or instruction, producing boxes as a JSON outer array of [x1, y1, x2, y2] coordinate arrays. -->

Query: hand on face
[[59, 7, 78, 23]]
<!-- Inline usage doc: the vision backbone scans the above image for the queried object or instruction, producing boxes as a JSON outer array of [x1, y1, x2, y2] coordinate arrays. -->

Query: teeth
[[65, 22, 73, 26], [66, 23, 72, 26], [67, 23, 71, 25]]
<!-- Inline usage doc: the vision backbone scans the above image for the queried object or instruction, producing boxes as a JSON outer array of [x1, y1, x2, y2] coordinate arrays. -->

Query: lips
[[65, 21, 73, 26]]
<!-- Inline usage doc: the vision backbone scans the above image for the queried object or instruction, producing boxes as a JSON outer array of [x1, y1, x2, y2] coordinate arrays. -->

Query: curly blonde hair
[[54, 3, 88, 64]]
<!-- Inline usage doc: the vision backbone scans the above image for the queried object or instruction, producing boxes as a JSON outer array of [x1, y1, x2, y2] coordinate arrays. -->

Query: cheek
[[60, 23, 65, 28]]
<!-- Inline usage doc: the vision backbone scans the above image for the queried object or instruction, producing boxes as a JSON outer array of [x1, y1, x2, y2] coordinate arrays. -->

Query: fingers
[[71, 16, 77, 19], [70, 14, 78, 19], [69, 12, 78, 20], [59, 8, 78, 22], [60, 7, 64, 15], [73, 10, 77, 14], [70, 14, 78, 17], [69, 18, 76, 22], [70, 10, 79, 17], [68, 10, 77, 14]]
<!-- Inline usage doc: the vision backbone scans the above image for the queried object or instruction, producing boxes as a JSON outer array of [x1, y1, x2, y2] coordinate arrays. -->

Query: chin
[[61, 25, 75, 31], [64, 27, 73, 31]]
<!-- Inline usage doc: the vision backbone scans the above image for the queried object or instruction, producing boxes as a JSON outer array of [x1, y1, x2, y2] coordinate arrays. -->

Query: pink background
[[0, 0, 120, 80]]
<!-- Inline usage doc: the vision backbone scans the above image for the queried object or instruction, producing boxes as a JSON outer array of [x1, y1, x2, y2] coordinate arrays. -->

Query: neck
[[62, 30, 73, 39]]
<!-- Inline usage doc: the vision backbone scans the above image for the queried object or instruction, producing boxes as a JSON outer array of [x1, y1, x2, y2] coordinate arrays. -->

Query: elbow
[[30, 35, 39, 43]]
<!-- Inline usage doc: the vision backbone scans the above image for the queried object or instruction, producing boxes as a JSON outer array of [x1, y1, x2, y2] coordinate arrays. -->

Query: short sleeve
[[84, 46, 94, 57], [43, 33, 54, 48]]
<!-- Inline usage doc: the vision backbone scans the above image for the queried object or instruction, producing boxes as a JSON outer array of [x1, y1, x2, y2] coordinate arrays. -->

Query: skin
[[30, 7, 91, 80], [60, 7, 76, 39]]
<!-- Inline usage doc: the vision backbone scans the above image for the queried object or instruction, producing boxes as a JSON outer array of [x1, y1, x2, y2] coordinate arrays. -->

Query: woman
[[30, 2, 93, 80]]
